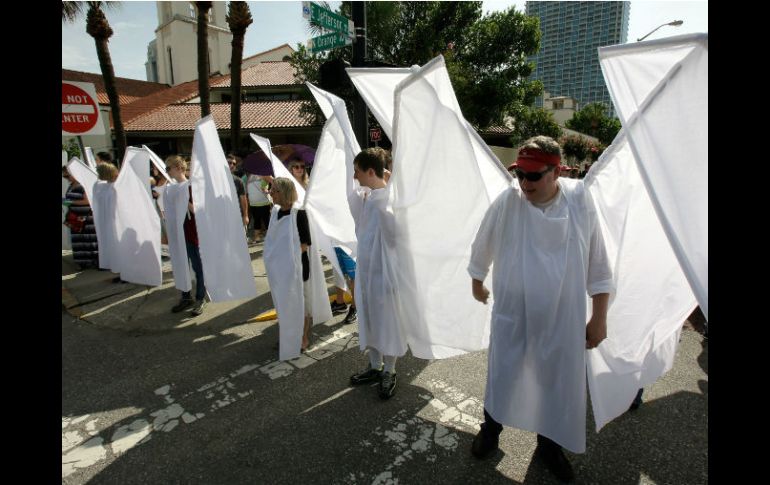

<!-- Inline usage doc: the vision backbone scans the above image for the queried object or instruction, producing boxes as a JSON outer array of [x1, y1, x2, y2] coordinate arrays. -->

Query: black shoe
[[379, 371, 397, 400], [172, 298, 194, 313], [331, 301, 348, 315], [535, 438, 575, 483], [343, 306, 357, 324], [471, 424, 500, 460], [350, 364, 382, 385], [629, 388, 644, 411], [191, 299, 207, 316]]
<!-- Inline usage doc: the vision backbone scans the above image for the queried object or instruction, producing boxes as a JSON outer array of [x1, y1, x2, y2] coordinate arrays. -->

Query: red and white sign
[[62, 81, 104, 136], [369, 127, 382, 142]]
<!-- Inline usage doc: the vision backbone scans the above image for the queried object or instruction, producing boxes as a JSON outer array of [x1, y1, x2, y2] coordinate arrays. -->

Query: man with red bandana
[[467, 135, 613, 483]]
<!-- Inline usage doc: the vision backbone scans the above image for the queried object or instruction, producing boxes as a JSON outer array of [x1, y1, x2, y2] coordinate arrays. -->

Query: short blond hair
[[165, 155, 187, 171], [271, 177, 297, 205], [96, 162, 119, 182]]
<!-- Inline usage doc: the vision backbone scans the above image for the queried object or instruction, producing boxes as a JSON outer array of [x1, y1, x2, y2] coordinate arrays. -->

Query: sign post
[[302, 2, 355, 53], [369, 127, 381, 147]]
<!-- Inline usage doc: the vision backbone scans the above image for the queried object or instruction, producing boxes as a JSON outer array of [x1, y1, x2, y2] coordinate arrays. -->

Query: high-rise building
[[526, 1, 630, 114]]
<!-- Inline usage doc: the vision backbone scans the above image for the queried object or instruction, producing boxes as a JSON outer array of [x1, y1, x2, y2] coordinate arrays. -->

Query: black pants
[[482, 407, 561, 451]]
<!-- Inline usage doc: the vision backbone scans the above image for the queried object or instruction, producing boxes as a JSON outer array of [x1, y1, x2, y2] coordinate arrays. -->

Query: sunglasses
[[514, 165, 555, 182]]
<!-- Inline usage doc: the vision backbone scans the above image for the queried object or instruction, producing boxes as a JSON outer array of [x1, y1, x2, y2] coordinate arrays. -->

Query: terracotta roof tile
[[124, 101, 319, 132], [211, 62, 300, 88], [242, 43, 294, 63], [62, 69, 168, 105]]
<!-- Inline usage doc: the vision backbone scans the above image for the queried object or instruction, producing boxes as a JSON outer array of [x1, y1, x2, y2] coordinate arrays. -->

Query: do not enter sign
[[62, 81, 105, 136]]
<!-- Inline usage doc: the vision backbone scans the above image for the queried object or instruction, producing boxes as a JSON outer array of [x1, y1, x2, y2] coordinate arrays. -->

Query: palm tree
[[226, 1, 253, 155], [62, 2, 127, 163], [195, 2, 213, 118]]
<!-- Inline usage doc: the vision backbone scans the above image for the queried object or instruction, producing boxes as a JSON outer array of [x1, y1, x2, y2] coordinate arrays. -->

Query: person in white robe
[[348, 148, 404, 401], [467, 136, 613, 482], [263, 177, 319, 359], [93, 162, 123, 283], [164, 155, 207, 316]]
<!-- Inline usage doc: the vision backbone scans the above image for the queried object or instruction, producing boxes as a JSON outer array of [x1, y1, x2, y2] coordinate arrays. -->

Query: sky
[[62, 1, 708, 82]]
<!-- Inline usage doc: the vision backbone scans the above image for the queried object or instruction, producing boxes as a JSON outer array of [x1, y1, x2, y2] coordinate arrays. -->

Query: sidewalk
[[61, 242, 301, 334]]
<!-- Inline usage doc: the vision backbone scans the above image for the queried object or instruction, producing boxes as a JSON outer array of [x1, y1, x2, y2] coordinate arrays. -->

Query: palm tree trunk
[[93, 38, 127, 163], [229, 31, 245, 154], [196, 2, 213, 118]]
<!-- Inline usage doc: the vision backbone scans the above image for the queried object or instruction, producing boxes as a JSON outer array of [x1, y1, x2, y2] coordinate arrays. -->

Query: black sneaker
[[629, 388, 644, 411], [343, 306, 357, 323], [172, 298, 194, 313], [471, 424, 500, 460], [535, 438, 575, 483], [379, 371, 397, 400], [331, 301, 348, 315], [191, 299, 207, 316], [350, 364, 382, 385]]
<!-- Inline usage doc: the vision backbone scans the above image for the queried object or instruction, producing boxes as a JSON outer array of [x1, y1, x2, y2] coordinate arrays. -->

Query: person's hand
[[243, 215, 249, 227], [472, 279, 490, 304], [585, 314, 607, 349]]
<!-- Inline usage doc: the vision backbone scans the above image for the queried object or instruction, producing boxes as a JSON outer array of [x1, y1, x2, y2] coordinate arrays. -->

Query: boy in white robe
[[348, 148, 403, 400], [468, 136, 613, 482]]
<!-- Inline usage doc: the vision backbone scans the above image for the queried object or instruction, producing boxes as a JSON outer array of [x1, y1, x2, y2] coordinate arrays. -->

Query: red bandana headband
[[516, 148, 561, 167]]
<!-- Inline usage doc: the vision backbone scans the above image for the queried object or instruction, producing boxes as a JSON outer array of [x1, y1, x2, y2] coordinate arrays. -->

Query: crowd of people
[[62, 138, 643, 483]]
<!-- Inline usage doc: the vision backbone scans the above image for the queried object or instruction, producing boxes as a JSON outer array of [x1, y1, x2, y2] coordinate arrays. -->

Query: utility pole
[[351, 2, 368, 149]]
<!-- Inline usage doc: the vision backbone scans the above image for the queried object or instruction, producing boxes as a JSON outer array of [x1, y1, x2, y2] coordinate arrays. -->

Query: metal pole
[[76, 136, 87, 163], [351, 1, 368, 149]]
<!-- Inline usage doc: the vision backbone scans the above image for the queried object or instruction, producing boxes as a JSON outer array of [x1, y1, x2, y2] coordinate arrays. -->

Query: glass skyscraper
[[526, 1, 630, 114]]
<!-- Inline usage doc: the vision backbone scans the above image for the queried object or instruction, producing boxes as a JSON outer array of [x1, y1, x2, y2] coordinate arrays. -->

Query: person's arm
[[296, 210, 311, 251], [586, 292, 609, 349], [240, 195, 249, 226], [468, 191, 507, 304]]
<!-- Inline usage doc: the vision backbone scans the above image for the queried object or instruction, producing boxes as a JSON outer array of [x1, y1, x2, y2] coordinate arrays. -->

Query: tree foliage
[[290, 1, 543, 130], [565, 102, 622, 145], [509, 107, 562, 148]]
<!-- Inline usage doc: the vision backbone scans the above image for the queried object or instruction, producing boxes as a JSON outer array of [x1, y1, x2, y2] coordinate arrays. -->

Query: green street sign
[[302, 1, 354, 37], [307, 31, 352, 53]]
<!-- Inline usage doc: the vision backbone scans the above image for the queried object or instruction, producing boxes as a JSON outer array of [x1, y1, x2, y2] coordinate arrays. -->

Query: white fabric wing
[[386, 56, 510, 358], [143, 144, 173, 184], [346, 67, 413, 139], [113, 147, 162, 286], [191, 116, 257, 302], [84, 147, 97, 171], [585, 132, 697, 431], [67, 158, 97, 203], [250, 133, 306, 205], [599, 33, 708, 319]]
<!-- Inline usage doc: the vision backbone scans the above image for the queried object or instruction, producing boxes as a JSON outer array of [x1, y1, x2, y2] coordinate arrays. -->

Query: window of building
[[189, 2, 197, 19], [168, 47, 174, 85]]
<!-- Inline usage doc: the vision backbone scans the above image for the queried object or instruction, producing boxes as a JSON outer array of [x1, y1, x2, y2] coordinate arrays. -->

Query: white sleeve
[[468, 190, 506, 282]]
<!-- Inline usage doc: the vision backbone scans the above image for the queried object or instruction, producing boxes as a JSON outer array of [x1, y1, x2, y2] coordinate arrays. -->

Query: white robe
[[354, 187, 407, 357], [468, 179, 613, 453], [162, 181, 192, 292], [92, 181, 118, 271], [264, 207, 305, 361]]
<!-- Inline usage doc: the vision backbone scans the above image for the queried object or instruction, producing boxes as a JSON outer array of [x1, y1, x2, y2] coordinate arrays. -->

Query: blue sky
[[62, 1, 708, 82]]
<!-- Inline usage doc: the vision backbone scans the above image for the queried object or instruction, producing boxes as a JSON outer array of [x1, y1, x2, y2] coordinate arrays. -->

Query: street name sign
[[308, 31, 353, 53], [302, 1, 354, 37]]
